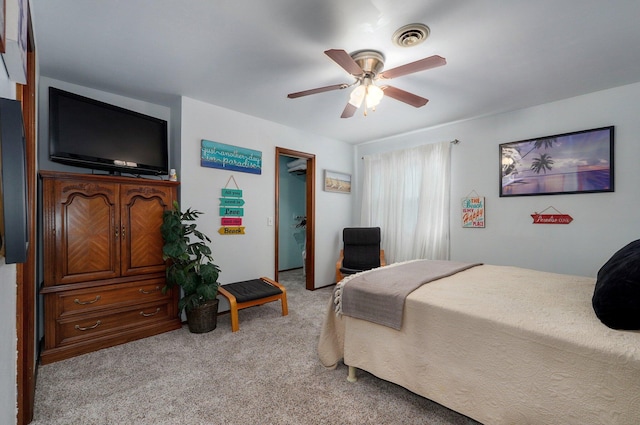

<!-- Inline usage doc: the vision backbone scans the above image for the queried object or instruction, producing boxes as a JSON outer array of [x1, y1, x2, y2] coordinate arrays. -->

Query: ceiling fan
[[287, 49, 446, 118]]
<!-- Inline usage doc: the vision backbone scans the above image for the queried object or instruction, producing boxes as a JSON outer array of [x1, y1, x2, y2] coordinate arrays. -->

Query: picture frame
[[499, 126, 614, 197], [323, 170, 351, 193], [0, 0, 5, 53]]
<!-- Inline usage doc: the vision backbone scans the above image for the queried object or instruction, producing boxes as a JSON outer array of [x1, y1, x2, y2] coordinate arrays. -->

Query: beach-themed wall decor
[[201, 139, 262, 175], [531, 206, 573, 224], [323, 170, 351, 193], [499, 126, 613, 197], [461, 191, 485, 228], [218, 176, 246, 235]]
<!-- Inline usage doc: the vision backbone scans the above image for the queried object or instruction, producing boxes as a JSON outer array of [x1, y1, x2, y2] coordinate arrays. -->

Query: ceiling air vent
[[392, 23, 430, 47]]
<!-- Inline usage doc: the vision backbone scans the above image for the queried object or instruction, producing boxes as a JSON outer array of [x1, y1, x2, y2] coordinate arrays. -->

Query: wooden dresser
[[40, 171, 182, 364]]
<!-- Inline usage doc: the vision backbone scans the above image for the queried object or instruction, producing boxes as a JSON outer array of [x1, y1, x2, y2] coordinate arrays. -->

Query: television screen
[[49, 87, 169, 175], [0, 98, 28, 264]]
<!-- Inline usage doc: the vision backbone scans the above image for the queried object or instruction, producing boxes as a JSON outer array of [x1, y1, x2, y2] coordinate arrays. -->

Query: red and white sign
[[531, 213, 573, 224]]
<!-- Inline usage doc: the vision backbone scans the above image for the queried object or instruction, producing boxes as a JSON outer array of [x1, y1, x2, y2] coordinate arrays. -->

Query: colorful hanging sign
[[461, 191, 485, 228], [221, 217, 242, 226], [219, 207, 244, 216], [219, 197, 245, 207], [218, 226, 246, 235], [221, 188, 242, 198], [201, 140, 262, 175], [531, 206, 573, 224], [219, 176, 246, 235]]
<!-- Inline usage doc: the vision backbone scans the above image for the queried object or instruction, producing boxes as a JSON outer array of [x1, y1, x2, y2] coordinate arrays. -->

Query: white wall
[[179, 97, 354, 291], [0, 60, 18, 425], [356, 82, 640, 277]]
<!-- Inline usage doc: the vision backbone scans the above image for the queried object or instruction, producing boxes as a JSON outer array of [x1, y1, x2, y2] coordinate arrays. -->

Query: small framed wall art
[[461, 194, 485, 228], [324, 170, 351, 193]]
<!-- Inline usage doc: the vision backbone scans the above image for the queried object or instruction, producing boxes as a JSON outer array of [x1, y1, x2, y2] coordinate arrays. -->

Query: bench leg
[[230, 307, 239, 332]]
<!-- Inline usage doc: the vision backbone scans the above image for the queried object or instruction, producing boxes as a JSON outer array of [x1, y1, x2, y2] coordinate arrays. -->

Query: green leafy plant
[[161, 201, 221, 313]]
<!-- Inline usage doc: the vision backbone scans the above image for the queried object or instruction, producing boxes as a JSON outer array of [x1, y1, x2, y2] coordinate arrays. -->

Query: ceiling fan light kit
[[287, 24, 445, 118], [348, 78, 384, 116]]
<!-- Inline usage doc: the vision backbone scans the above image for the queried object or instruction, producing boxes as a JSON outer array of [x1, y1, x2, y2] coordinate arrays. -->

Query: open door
[[275, 147, 315, 290]]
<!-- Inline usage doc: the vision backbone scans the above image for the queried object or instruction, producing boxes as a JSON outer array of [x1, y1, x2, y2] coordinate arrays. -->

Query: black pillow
[[592, 239, 640, 330]]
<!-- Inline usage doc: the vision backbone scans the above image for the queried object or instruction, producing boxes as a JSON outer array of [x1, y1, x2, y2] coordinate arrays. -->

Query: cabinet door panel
[[120, 185, 174, 276], [55, 180, 120, 284]]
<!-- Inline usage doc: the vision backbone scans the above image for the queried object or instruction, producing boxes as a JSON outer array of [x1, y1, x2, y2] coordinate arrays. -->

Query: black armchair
[[335, 227, 386, 283]]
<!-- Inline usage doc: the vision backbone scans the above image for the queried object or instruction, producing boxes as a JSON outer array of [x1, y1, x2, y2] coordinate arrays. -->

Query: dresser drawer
[[52, 278, 171, 316], [54, 300, 174, 347]]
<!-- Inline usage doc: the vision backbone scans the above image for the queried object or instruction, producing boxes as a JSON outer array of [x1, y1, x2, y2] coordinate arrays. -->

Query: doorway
[[274, 147, 315, 290]]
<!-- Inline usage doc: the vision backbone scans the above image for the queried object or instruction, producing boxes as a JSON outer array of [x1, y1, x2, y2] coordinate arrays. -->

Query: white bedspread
[[318, 264, 640, 425]]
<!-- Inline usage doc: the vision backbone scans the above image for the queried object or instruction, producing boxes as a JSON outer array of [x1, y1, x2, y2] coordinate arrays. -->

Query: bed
[[318, 259, 640, 425]]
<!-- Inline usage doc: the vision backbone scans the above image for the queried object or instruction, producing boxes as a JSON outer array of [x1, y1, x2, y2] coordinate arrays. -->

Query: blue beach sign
[[201, 140, 262, 175]]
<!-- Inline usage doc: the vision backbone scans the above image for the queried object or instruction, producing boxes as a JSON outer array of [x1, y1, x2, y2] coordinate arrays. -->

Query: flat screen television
[[49, 87, 169, 176], [0, 98, 28, 264]]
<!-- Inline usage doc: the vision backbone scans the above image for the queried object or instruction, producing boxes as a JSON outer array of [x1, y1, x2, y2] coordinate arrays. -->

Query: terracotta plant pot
[[185, 299, 219, 333]]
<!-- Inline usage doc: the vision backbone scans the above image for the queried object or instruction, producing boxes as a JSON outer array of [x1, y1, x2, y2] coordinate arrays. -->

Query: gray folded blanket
[[335, 259, 481, 330]]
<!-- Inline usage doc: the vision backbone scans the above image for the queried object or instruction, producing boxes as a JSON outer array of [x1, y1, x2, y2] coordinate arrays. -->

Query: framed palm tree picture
[[499, 126, 614, 197]]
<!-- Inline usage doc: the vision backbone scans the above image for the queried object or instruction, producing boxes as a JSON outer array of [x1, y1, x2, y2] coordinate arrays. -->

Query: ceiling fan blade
[[381, 86, 429, 108], [340, 103, 357, 118], [287, 83, 348, 99], [325, 49, 364, 76], [378, 55, 446, 80]]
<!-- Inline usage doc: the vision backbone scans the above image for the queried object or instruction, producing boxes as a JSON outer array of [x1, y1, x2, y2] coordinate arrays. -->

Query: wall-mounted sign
[[219, 198, 245, 207], [531, 206, 573, 224], [218, 227, 246, 235], [201, 140, 262, 175], [219, 207, 244, 217], [219, 176, 246, 235], [221, 188, 242, 198], [221, 217, 242, 226], [462, 194, 485, 228]]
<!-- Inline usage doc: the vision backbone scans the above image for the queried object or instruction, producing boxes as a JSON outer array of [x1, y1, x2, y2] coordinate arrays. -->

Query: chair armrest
[[380, 249, 386, 267]]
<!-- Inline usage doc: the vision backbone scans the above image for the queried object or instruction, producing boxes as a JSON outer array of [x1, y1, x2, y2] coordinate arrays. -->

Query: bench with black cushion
[[217, 277, 288, 332]]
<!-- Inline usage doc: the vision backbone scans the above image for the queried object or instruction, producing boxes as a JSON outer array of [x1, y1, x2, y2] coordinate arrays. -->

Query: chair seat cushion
[[222, 279, 282, 303]]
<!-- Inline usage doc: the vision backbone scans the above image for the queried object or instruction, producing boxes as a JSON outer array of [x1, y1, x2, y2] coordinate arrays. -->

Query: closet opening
[[274, 147, 315, 290]]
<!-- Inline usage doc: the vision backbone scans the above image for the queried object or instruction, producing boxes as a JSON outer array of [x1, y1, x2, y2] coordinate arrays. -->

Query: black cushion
[[223, 279, 282, 303], [342, 227, 381, 271], [592, 239, 640, 330]]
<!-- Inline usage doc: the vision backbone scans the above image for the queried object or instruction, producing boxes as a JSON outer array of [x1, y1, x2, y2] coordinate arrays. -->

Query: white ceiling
[[30, 0, 640, 145]]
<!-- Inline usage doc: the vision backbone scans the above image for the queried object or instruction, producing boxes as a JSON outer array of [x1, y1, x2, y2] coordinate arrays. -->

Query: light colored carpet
[[32, 269, 480, 425]]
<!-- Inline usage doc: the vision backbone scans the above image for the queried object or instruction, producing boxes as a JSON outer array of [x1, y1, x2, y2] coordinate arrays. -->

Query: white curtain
[[360, 141, 451, 263]]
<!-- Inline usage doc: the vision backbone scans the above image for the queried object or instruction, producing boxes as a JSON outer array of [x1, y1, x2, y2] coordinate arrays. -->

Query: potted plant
[[161, 201, 221, 333]]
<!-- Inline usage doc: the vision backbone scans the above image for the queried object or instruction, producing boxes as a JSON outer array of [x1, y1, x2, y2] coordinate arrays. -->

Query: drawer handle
[[74, 295, 101, 305], [140, 308, 161, 317], [75, 320, 102, 331], [139, 286, 160, 294]]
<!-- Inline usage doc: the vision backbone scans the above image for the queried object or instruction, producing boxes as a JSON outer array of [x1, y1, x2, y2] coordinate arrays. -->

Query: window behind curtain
[[361, 141, 451, 263]]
